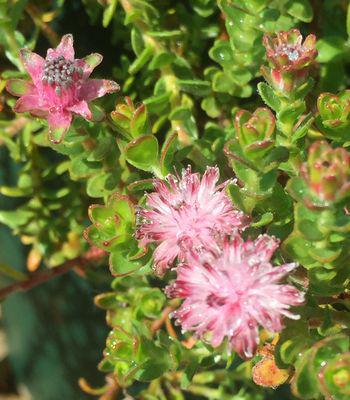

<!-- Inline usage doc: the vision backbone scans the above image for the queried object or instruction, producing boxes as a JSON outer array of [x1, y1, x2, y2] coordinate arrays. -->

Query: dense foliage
[[1, 0, 350, 399]]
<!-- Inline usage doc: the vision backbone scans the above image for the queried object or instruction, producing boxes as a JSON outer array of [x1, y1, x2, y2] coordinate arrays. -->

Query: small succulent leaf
[[286, 0, 313, 22], [128, 45, 153, 74], [257, 82, 281, 112], [160, 132, 178, 175], [124, 135, 159, 172], [251, 212, 273, 227], [177, 79, 211, 97], [130, 104, 151, 138], [109, 249, 142, 276]]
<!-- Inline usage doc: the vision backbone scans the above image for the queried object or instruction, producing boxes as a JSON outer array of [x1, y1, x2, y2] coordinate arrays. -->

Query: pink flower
[[6, 34, 119, 143], [136, 166, 248, 276], [261, 29, 317, 95], [263, 29, 317, 72], [166, 235, 304, 359]]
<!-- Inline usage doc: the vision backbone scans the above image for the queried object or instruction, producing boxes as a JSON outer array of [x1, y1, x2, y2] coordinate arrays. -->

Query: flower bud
[[262, 29, 317, 95], [263, 29, 317, 71], [316, 90, 350, 140], [234, 107, 275, 157], [110, 97, 150, 139], [301, 141, 350, 203]]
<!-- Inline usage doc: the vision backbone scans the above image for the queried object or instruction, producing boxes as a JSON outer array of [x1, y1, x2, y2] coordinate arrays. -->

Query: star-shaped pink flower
[[6, 34, 120, 143]]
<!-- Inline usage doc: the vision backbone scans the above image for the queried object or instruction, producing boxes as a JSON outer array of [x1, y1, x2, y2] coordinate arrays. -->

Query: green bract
[[84, 193, 147, 276], [316, 90, 350, 141]]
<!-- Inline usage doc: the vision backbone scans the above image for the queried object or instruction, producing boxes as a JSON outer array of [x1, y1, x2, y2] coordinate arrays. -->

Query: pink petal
[[199, 166, 220, 195], [303, 34, 316, 50], [79, 79, 120, 102], [67, 100, 92, 120], [19, 49, 45, 86], [48, 110, 72, 144], [47, 34, 74, 61], [6, 79, 36, 97], [13, 94, 45, 114], [231, 322, 259, 359], [75, 53, 103, 79]]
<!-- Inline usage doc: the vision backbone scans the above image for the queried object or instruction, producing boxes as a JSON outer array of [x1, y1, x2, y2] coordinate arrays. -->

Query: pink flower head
[[6, 34, 119, 143], [166, 234, 304, 359], [261, 29, 317, 94], [136, 166, 249, 276], [263, 29, 317, 72]]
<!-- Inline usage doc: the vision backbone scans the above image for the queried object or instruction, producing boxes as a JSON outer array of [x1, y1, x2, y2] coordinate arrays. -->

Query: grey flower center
[[277, 44, 300, 62], [42, 55, 83, 94], [286, 49, 299, 61]]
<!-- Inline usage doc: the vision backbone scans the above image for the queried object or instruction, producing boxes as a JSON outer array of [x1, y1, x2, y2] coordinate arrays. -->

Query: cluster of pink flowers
[[137, 166, 304, 358]]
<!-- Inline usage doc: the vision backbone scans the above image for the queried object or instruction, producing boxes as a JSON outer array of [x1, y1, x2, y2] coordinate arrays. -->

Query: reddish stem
[[0, 248, 106, 301]]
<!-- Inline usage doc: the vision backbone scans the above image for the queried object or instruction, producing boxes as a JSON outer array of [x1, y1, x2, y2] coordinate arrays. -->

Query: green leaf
[[278, 101, 306, 126], [129, 46, 153, 74], [282, 234, 316, 267], [130, 104, 151, 137], [201, 96, 221, 118], [127, 179, 154, 192], [276, 320, 310, 367], [86, 171, 119, 198], [148, 30, 183, 39], [263, 146, 289, 165], [209, 40, 233, 67], [109, 193, 135, 224], [149, 52, 176, 70], [0, 186, 32, 197], [90, 104, 106, 122], [143, 92, 171, 114], [0, 209, 33, 229], [134, 340, 171, 381], [177, 79, 211, 97], [308, 246, 342, 264], [169, 107, 198, 139], [286, 0, 313, 22], [257, 82, 281, 112], [125, 135, 159, 172], [181, 360, 199, 389], [298, 220, 324, 241], [70, 156, 100, 178], [292, 349, 320, 399], [94, 292, 119, 309], [160, 132, 178, 175], [251, 212, 273, 227], [102, 0, 118, 27], [227, 183, 252, 214], [137, 289, 165, 318], [317, 37, 345, 63], [109, 249, 142, 276], [131, 28, 144, 56], [292, 113, 314, 142]]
